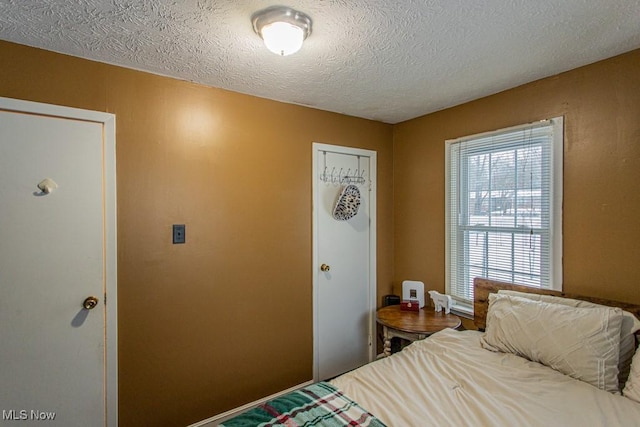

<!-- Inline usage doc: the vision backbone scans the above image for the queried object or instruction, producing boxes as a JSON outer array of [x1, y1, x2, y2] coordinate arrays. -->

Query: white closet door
[[0, 98, 116, 426], [313, 143, 377, 381]]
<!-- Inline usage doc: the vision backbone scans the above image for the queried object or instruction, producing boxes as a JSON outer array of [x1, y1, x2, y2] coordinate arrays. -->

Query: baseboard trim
[[187, 380, 315, 427]]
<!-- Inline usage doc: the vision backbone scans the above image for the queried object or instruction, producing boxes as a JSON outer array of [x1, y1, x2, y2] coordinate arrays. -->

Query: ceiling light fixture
[[252, 6, 312, 56]]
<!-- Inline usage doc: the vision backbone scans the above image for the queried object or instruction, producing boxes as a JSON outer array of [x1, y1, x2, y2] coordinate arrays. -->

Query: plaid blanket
[[220, 382, 387, 427]]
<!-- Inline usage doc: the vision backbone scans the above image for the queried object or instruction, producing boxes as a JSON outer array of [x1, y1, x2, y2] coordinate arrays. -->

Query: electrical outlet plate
[[173, 224, 186, 244]]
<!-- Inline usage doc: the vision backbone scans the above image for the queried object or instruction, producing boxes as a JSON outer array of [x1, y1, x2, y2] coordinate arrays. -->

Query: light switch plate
[[173, 224, 185, 244]]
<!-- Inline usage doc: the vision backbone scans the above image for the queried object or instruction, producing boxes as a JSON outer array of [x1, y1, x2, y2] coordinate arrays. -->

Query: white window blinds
[[445, 118, 563, 311]]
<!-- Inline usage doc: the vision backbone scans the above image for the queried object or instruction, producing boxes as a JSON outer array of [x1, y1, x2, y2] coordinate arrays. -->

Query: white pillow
[[623, 348, 640, 403], [499, 289, 640, 389], [481, 293, 623, 393]]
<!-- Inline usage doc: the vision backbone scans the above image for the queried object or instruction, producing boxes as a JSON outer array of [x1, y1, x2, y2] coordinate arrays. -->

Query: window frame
[[445, 118, 563, 315]]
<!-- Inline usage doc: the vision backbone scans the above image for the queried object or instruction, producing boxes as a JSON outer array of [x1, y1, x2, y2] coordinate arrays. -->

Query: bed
[[222, 278, 640, 426]]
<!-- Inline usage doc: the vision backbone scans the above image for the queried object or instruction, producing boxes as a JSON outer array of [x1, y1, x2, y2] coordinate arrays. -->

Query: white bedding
[[330, 329, 640, 427]]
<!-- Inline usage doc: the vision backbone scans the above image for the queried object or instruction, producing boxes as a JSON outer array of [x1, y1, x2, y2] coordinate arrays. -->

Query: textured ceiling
[[1, 0, 639, 123]]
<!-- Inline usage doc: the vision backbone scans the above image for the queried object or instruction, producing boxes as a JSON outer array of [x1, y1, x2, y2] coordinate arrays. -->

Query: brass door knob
[[320, 264, 330, 272], [83, 296, 99, 310]]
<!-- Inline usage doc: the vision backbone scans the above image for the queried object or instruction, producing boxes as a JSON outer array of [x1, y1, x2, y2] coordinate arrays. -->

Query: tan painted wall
[[0, 41, 394, 426], [393, 48, 640, 305], [2, 38, 639, 425]]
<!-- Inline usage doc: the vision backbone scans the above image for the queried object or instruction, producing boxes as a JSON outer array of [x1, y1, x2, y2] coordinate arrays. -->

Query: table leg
[[383, 326, 391, 357]]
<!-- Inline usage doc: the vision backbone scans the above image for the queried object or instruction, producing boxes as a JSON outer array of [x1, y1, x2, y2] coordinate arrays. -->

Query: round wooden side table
[[376, 305, 461, 357]]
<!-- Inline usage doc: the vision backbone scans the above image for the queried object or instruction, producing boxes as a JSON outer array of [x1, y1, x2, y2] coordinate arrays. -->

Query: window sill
[[451, 305, 473, 320]]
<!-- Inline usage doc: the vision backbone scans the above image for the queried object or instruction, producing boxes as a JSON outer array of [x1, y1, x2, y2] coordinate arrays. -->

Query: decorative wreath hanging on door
[[333, 184, 361, 220]]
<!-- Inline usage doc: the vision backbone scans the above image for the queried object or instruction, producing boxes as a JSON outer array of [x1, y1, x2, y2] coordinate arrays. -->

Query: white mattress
[[330, 329, 640, 426]]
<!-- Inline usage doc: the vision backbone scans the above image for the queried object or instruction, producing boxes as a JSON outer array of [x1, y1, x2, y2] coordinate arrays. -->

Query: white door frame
[[312, 142, 377, 382], [0, 97, 118, 426]]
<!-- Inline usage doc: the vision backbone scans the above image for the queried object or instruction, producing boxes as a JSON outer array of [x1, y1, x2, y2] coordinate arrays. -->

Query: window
[[445, 118, 563, 313]]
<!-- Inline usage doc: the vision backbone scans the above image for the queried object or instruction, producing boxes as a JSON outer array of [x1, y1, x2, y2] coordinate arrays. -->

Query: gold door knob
[[320, 264, 330, 272], [83, 296, 99, 310]]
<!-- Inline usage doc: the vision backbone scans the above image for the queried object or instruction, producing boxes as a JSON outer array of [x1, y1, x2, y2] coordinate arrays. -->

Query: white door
[[0, 98, 117, 426], [313, 143, 376, 381]]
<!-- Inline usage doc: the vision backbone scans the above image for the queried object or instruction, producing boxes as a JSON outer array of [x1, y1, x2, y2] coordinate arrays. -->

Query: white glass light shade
[[261, 21, 304, 56], [252, 7, 312, 57]]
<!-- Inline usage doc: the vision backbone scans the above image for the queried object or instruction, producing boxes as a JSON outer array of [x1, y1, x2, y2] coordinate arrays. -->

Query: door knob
[[320, 264, 330, 272], [83, 296, 99, 310]]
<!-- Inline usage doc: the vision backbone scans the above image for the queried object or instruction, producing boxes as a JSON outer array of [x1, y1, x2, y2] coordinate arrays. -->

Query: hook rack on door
[[319, 151, 367, 186]]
